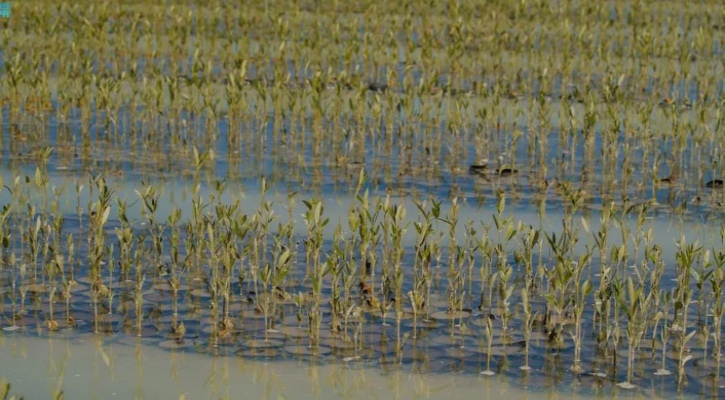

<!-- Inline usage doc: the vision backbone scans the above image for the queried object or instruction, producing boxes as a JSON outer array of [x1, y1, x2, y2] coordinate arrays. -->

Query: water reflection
[[1, 334, 669, 399], [0, 335, 572, 400]]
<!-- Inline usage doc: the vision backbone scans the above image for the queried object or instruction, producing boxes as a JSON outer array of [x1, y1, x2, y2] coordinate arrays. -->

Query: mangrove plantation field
[[2, 0, 725, 398]]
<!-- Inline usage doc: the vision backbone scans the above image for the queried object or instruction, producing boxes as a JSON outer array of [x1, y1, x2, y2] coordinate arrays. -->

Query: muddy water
[[0, 333, 667, 400]]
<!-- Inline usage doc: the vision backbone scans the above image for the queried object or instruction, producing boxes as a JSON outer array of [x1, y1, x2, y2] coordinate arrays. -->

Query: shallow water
[[0, 181, 721, 398], [1, 144, 724, 398], [0, 170, 716, 260], [0, 333, 685, 400], [4, 1, 725, 398]]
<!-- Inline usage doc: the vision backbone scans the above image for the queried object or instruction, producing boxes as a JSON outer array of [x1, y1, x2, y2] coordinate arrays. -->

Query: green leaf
[[101, 206, 111, 225], [582, 280, 593, 298], [627, 278, 635, 303], [521, 288, 529, 306], [690, 269, 700, 282], [581, 217, 590, 234], [0, 380, 10, 400], [34, 166, 43, 187], [505, 285, 515, 301], [274, 268, 289, 287], [531, 230, 540, 247], [279, 248, 292, 266]]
